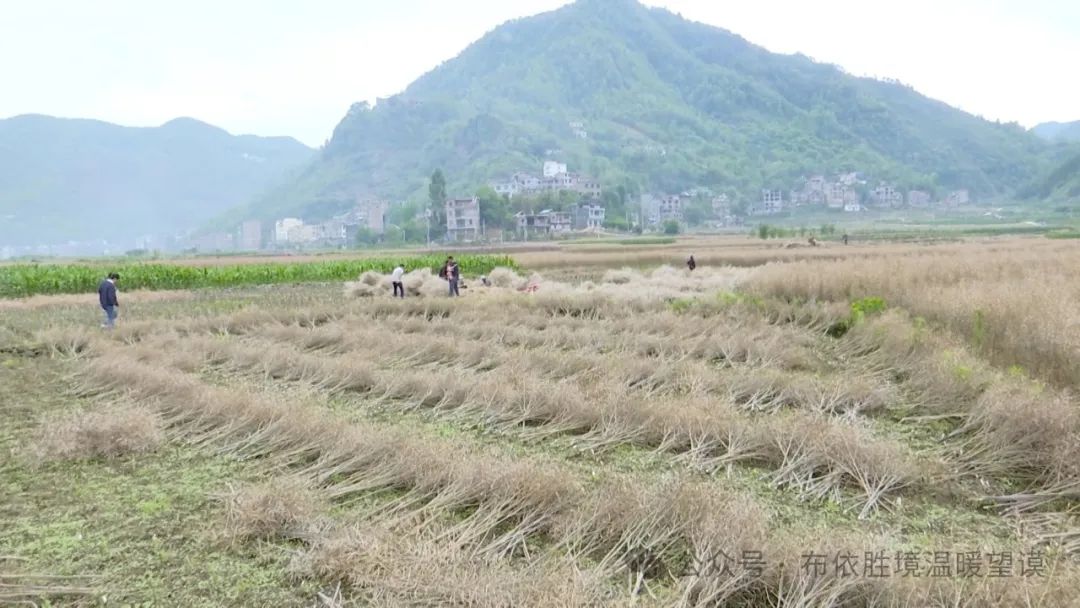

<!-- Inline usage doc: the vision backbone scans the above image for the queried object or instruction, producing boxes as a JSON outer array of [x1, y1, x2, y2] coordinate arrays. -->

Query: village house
[[658, 195, 683, 222], [711, 194, 730, 217], [844, 201, 863, 212], [825, 183, 848, 209], [907, 190, 932, 208], [445, 196, 481, 242], [337, 200, 388, 235], [516, 209, 572, 237], [944, 190, 971, 206], [543, 161, 567, 178], [870, 185, 903, 208], [491, 165, 601, 199], [791, 176, 827, 206], [288, 224, 318, 244], [837, 172, 861, 187], [750, 190, 784, 216], [274, 218, 304, 244], [315, 219, 348, 244], [238, 220, 262, 251], [570, 203, 605, 230]]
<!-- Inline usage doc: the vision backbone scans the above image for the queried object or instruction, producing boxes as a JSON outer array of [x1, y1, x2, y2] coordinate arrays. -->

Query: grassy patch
[[0, 254, 517, 297], [0, 360, 319, 607]]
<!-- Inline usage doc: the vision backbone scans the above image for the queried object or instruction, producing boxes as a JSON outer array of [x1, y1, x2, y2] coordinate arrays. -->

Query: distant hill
[[1021, 150, 1080, 201], [1032, 121, 1080, 142], [242, 0, 1057, 225], [0, 115, 313, 246]]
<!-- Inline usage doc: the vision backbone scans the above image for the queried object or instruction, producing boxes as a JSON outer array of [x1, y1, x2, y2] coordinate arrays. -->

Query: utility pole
[[426, 208, 431, 250]]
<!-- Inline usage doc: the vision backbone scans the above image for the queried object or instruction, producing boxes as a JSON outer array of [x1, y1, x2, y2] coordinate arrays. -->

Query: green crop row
[[0, 255, 518, 298]]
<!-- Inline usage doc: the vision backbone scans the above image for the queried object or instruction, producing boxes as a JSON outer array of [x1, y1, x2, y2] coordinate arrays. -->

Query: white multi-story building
[[274, 218, 303, 244], [446, 197, 481, 242], [287, 224, 318, 244], [543, 161, 568, 178]]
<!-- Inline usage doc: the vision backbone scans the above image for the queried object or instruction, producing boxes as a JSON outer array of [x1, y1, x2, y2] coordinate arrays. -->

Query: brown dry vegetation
[[5, 236, 1080, 606], [26, 404, 164, 464], [746, 238, 1080, 388]]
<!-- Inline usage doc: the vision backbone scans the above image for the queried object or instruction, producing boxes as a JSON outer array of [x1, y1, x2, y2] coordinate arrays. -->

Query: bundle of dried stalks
[[219, 477, 325, 542], [27, 404, 163, 464], [292, 524, 622, 607]]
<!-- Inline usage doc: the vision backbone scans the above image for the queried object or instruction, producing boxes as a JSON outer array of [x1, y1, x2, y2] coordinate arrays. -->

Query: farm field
[[2, 236, 1080, 606]]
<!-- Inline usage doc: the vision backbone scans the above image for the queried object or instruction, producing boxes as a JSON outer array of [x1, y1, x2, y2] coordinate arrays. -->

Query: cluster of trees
[[756, 223, 838, 240]]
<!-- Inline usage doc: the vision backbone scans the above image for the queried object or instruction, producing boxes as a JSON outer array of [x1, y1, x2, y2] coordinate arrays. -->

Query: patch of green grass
[[0, 360, 320, 607], [0, 254, 518, 298], [563, 236, 676, 246]]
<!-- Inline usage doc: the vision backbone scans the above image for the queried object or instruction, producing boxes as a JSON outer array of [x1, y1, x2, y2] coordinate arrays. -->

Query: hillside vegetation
[[248, 0, 1058, 223], [0, 115, 313, 246], [1032, 120, 1080, 142]]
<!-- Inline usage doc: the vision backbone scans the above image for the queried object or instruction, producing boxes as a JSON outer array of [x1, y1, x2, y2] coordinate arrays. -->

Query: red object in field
[[519, 283, 539, 293]]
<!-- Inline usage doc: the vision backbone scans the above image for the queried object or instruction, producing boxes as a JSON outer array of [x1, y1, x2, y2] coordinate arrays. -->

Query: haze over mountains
[[241, 0, 1070, 224], [0, 115, 312, 248], [1032, 121, 1080, 143]]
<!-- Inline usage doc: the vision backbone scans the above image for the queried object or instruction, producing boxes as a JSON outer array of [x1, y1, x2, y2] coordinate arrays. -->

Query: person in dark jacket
[[687, 255, 697, 271], [98, 272, 120, 329], [446, 257, 461, 296]]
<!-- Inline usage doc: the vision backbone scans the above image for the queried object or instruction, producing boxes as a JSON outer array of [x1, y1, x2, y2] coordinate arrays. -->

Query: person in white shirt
[[391, 265, 405, 298]]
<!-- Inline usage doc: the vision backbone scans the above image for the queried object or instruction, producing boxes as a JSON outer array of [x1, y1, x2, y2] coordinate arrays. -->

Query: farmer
[[687, 254, 697, 271], [446, 257, 461, 297], [390, 263, 405, 298], [842, 233, 849, 245], [98, 272, 120, 329]]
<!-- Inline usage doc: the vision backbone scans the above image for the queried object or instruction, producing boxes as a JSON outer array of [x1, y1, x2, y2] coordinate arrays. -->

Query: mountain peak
[[259, 0, 1053, 221], [159, 116, 228, 135], [573, 0, 641, 9]]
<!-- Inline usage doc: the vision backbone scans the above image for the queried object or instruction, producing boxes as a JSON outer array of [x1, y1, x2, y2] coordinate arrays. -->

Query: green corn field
[[0, 255, 518, 298]]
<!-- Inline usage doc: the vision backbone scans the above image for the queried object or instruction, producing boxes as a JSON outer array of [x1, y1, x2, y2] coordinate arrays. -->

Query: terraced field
[[2, 237, 1079, 606]]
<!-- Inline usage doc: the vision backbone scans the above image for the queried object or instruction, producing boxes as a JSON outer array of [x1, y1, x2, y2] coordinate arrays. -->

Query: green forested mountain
[[0, 115, 313, 246], [248, 0, 1058, 223], [1032, 121, 1080, 142], [1021, 151, 1080, 201]]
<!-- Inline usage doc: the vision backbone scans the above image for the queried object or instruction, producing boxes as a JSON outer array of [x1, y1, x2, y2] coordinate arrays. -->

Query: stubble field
[[2, 235, 1079, 607]]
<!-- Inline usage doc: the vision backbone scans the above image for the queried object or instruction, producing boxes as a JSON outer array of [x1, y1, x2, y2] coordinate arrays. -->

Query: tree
[[428, 169, 448, 240], [604, 215, 630, 231], [663, 220, 680, 235], [683, 198, 712, 226], [354, 227, 378, 247], [476, 186, 511, 234]]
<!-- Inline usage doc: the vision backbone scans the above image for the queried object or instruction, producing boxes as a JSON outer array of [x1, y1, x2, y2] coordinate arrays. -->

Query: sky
[[2, 0, 1078, 147]]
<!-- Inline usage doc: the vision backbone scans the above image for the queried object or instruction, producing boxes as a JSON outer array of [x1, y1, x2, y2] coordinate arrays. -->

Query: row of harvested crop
[[0, 255, 516, 297]]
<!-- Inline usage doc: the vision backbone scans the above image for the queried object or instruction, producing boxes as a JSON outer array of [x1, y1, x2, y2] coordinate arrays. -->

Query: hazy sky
[[2, 0, 1077, 147]]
